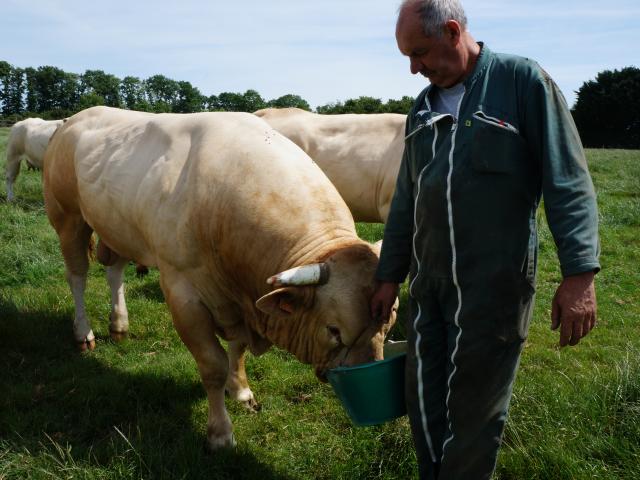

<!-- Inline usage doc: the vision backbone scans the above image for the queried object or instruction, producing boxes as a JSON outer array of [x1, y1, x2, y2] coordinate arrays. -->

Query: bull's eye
[[327, 325, 342, 346]]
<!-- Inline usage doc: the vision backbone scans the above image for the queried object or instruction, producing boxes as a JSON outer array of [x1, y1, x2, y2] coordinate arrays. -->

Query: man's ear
[[255, 286, 316, 317], [443, 19, 461, 43]]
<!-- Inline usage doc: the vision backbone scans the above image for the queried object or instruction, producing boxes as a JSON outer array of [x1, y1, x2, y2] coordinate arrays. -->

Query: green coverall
[[376, 44, 600, 479]]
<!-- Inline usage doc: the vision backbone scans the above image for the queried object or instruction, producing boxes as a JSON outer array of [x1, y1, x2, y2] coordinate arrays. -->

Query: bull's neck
[[280, 225, 360, 268]]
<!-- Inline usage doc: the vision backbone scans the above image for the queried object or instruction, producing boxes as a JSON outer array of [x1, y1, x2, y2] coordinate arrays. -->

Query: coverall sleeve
[[375, 131, 415, 283], [523, 65, 601, 277]]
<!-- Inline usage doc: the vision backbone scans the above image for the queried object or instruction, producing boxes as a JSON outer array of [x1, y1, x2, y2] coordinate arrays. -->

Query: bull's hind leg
[[226, 341, 259, 412], [106, 257, 130, 341], [5, 142, 22, 202], [159, 270, 235, 450], [56, 216, 95, 350]]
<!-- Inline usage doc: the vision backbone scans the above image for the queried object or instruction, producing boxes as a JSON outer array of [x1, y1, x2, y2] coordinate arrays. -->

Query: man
[[370, 1, 600, 478]]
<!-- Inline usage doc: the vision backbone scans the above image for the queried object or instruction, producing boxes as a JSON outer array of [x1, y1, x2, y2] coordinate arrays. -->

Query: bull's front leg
[[106, 257, 130, 341], [226, 341, 259, 412], [160, 271, 235, 450]]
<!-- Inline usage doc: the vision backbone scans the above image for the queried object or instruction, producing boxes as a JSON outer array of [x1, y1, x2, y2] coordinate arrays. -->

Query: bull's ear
[[255, 286, 315, 317]]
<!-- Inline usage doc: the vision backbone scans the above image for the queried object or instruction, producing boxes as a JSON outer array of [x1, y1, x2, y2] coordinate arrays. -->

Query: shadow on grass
[[126, 276, 166, 303], [0, 296, 294, 480], [1, 196, 46, 213]]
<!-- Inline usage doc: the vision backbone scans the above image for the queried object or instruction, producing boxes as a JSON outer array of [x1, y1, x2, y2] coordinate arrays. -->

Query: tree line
[[0, 61, 413, 120], [1, 61, 638, 148]]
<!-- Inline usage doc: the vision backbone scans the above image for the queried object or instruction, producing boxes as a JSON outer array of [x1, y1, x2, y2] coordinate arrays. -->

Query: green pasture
[[0, 126, 638, 479]]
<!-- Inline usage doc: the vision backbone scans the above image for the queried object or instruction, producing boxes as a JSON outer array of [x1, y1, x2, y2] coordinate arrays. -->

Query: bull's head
[[255, 242, 397, 381]]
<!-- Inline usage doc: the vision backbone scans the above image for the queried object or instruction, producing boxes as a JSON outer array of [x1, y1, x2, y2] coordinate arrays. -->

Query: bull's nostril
[[327, 325, 342, 345]]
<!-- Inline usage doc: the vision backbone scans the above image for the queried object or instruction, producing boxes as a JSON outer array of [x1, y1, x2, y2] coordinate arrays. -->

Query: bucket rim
[[327, 351, 406, 374]]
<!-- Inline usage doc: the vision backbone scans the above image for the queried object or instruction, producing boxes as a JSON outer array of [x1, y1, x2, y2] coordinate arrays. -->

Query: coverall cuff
[[560, 259, 601, 278]]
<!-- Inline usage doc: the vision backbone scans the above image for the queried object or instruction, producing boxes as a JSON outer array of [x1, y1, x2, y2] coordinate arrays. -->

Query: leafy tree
[[78, 92, 105, 110], [385, 95, 414, 114], [572, 67, 640, 149], [59, 72, 81, 111], [120, 76, 147, 110], [317, 96, 385, 114], [316, 100, 344, 114], [241, 89, 267, 112], [267, 94, 310, 111], [209, 91, 243, 111], [174, 81, 205, 113], [29, 66, 78, 112], [23, 67, 38, 112], [1, 64, 25, 115], [81, 70, 121, 107], [0, 60, 11, 113], [316, 95, 414, 115], [209, 89, 266, 112], [33, 66, 64, 111], [343, 96, 385, 114], [144, 74, 179, 110]]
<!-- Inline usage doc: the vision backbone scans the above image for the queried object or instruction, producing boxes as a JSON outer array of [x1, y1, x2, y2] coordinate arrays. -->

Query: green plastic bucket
[[327, 341, 407, 426]]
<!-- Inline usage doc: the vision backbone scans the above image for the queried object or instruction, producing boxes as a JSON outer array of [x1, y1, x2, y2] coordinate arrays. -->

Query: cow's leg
[[58, 218, 95, 351], [5, 144, 21, 202], [160, 272, 235, 450], [106, 257, 130, 341], [226, 341, 259, 412]]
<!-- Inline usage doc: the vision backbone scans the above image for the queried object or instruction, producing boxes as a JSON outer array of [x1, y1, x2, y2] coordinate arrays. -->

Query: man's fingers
[[583, 311, 596, 339], [569, 316, 583, 346], [551, 297, 561, 331], [559, 312, 573, 347]]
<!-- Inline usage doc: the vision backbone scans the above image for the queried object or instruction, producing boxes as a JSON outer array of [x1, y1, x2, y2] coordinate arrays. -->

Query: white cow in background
[[5, 117, 63, 201], [254, 107, 406, 223]]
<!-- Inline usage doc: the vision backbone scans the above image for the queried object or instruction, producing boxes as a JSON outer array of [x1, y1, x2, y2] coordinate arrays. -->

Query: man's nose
[[409, 57, 422, 75]]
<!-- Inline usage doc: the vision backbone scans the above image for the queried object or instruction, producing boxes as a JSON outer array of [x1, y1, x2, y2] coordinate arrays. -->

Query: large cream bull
[[5, 117, 63, 201], [254, 107, 406, 223], [43, 106, 395, 449]]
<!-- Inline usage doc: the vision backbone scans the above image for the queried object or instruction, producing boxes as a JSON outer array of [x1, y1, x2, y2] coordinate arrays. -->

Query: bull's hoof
[[206, 432, 236, 451], [78, 338, 96, 352], [226, 387, 260, 413], [242, 397, 261, 413], [110, 330, 128, 342]]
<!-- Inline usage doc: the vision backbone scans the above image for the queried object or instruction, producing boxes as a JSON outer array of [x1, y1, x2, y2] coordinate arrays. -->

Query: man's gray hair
[[399, 0, 468, 37]]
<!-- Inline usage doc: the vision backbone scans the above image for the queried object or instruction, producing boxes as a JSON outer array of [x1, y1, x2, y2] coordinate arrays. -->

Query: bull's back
[[48, 107, 355, 273]]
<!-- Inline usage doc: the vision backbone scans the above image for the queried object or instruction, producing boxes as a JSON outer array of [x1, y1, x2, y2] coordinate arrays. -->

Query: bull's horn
[[267, 263, 330, 287]]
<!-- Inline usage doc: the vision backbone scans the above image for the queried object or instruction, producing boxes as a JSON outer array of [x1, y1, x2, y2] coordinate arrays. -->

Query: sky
[[3, 0, 639, 109]]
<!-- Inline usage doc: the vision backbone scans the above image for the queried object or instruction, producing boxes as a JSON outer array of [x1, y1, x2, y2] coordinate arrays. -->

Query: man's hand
[[551, 271, 597, 347], [370, 281, 400, 324]]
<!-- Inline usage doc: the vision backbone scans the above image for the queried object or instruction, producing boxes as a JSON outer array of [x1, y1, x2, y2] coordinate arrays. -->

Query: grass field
[[0, 125, 638, 479]]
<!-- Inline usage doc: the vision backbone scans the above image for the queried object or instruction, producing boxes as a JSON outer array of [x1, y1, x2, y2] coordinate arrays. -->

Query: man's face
[[396, 11, 464, 88]]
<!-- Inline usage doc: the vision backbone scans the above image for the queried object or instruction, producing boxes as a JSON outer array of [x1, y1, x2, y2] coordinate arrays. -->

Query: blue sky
[[3, 0, 638, 109]]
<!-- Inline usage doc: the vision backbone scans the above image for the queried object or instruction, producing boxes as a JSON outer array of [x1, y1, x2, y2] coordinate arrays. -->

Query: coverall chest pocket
[[471, 110, 527, 174]]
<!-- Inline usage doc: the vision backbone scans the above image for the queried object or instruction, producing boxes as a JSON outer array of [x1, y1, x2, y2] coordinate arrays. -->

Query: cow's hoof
[[227, 387, 260, 413], [110, 330, 128, 342], [242, 397, 261, 413], [78, 339, 96, 352], [206, 432, 236, 451]]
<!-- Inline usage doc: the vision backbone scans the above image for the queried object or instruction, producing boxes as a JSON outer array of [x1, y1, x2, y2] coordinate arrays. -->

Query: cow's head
[[255, 242, 397, 381]]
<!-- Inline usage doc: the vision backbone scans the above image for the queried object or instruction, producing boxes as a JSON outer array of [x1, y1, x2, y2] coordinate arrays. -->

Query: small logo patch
[[465, 120, 472, 127]]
